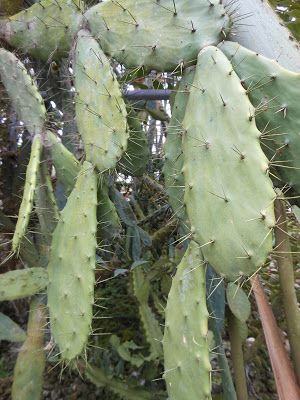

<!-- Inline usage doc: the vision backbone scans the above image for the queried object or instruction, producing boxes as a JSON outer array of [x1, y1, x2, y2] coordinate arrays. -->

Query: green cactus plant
[[0, 1, 299, 399]]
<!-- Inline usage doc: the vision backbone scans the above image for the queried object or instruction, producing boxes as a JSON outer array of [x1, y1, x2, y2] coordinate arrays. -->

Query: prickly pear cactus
[[44, 131, 80, 196], [182, 46, 275, 281], [97, 177, 121, 240], [0, 0, 84, 62], [85, 0, 232, 71], [220, 41, 300, 194], [12, 134, 42, 253], [47, 161, 97, 361], [0, 268, 48, 301], [74, 29, 128, 172], [12, 298, 46, 400], [163, 241, 211, 400], [0, 49, 46, 136]]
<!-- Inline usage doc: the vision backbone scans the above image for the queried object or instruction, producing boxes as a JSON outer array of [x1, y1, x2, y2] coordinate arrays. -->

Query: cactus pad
[[182, 46, 275, 281], [47, 161, 97, 361], [163, 68, 194, 227], [220, 41, 300, 194], [85, 0, 231, 71], [12, 134, 42, 253], [0, 268, 48, 301], [226, 283, 251, 323], [0, 0, 84, 62], [163, 241, 211, 399], [74, 29, 128, 172], [0, 49, 46, 136], [45, 131, 80, 196]]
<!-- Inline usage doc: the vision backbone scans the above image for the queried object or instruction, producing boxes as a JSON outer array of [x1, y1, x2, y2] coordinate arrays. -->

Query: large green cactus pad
[[163, 68, 194, 227], [47, 161, 97, 361], [220, 41, 300, 194], [74, 29, 128, 172], [85, 0, 231, 71], [163, 241, 211, 400], [0, 268, 48, 301], [12, 134, 42, 253], [0, 0, 84, 62], [0, 49, 46, 136], [182, 46, 275, 281], [12, 299, 46, 400]]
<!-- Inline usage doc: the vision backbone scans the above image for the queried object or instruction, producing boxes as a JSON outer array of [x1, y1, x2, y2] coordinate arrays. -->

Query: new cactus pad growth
[[182, 46, 276, 281], [0, 0, 84, 62], [220, 41, 300, 193], [0, 49, 46, 137], [163, 241, 211, 399], [74, 29, 128, 172], [47, 161, 97, 361], [85, 0, 231, 71], [12, 134, 42, 253]]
